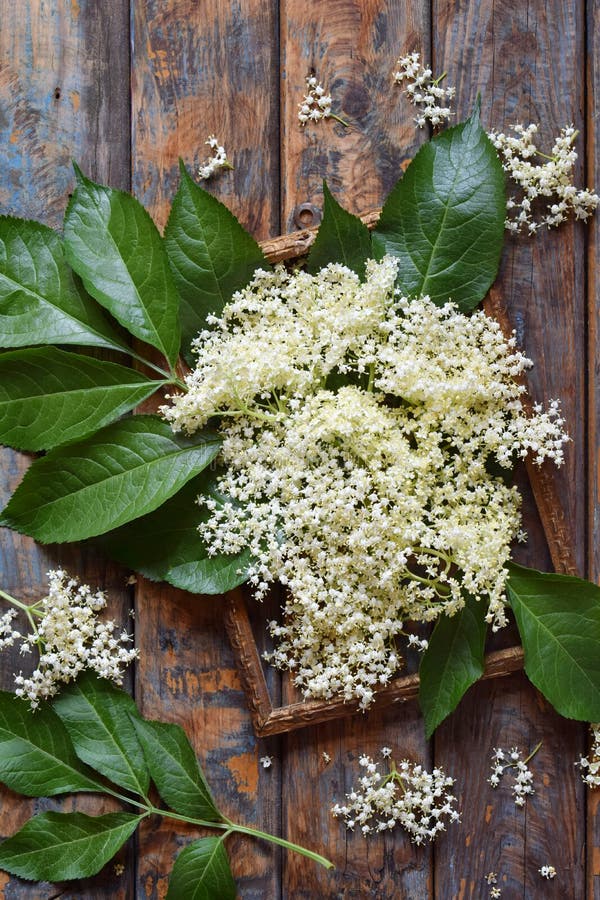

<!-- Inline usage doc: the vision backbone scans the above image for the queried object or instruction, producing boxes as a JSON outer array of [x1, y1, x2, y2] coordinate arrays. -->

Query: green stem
[[101, 793, 333, 870], [126, 350, 174, 381], [0, 589, 40, 632], [217, 407, 279, 424], [225, 822, 334, 869], [367, 363, 376, 393], [523, 740, 543, 765], [329, 112, 349, 128]]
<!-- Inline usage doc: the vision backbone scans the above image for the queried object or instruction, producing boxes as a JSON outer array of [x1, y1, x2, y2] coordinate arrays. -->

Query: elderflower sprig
[[197, 135, 233, 180], [298, 75, 348, 127], [576, 723, 600, 787], [488, 123, 599, 234], [331, 749, 460, 843], [488, 742, 541, 806], [0, 570, 137, 709], [393, 51, 455, 127]]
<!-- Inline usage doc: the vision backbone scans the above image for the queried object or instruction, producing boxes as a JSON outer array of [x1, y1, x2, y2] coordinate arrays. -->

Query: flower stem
[[101, 792, 334, 870], [523, 740, 543, 765], [0, 589, 40, 632], [225, 822, 334, 869], [329, 113, 349, 128]]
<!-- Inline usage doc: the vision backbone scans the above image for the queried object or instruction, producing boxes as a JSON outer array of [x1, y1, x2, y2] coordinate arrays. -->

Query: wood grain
[[280, 0, 431, 229], [433, 2, 587, 896], [0, 2, 597, 898], [130, 2, 282, 897], [587, 1, 600, 895], [279, 3, 434, 897], [0, 1, 133, 897]]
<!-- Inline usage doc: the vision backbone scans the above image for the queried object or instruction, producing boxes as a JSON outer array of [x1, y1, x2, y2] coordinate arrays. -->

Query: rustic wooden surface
[[0, 1, 596, 898]]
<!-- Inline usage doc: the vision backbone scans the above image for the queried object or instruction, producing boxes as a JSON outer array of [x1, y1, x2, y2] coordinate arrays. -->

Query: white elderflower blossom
[[488, 123, 599, 234], [539, 865, 557, 880], [331, 749, 460, 843], [0, 570, 137, 709], [164, 257, 568, 707], [488, 743, 540, 806], [197, 135, 232, 180], [393, 52, 455, 128], [298, 75, 348, 127], [576, 723, 600, 787]]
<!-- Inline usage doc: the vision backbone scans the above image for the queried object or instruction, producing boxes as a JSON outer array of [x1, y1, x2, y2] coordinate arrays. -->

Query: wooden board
[[0, 1, 596, 898], [432, 2, 587, 897], [0, 1, 134, 898]]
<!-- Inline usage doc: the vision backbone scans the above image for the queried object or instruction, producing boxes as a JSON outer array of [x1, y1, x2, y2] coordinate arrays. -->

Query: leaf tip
[[72, 161, 86, 183]]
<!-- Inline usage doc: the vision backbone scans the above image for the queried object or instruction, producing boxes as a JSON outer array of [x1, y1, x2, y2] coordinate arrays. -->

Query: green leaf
[[0, 216, 128, 352], [507, 562, 600, 721], [306, 182, 372, 279], [0, 415, 221, 542], [373, 104, 506, 311], [131, 717, 221, 821], [0, 692, 102, 796], [0, 811, 142, 881], [64, 166, 181, 366], [53, 673, 149, 798], [418, 594, 488, 738], [96, 470, 252, 594], [164, 162, 268, 365], [0, 347, 164, 451], [166, 837, 236, 900]]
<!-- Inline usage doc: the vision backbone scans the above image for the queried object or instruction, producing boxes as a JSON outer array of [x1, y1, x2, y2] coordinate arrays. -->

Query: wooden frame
[[223, 213, 579, 738]]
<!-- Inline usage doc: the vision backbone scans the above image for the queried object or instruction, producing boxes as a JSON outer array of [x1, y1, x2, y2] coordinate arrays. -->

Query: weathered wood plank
[[0, 1, 132, 897], [433, 1, 587, 896], [131, 0, 280, 236], [279, 3, 433, 897], [130, 2, 281, 897], [586, 1, 600, 895], [280, 0, 430, 230], [0, 0, 130, 225]]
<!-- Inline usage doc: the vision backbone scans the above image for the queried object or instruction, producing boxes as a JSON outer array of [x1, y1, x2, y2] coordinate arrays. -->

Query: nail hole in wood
[[54, 87, 61, 100]]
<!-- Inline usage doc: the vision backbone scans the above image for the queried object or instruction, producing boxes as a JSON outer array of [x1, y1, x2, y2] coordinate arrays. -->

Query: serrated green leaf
[[507, 562, 600, 721], [0, 347, 163, 451], [64, 167, 181, 366], [0, 216, 128, 352], [0, 692, 102, 796], [373, 105, 505, 311], [131, 717, 221, 821], [418, 594, 488, 738], [0, 415, 221, 542], [164, 163, 268, 365], [96, 470, 251, 594], [0, 811, 142, 881], [166, 837, 236, 900], [53, 673, 149, 798], [306, 182, 372, 279]]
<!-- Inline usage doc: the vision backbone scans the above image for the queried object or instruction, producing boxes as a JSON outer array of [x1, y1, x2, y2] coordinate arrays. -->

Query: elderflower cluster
[[298, 76, 333, 125], [164, 257, 568, 707], [576, 723, 600, 787], [198, 135, 231, 180], [539, 865, 557, 880], [488, 124, 599, 234], [488, 746, 536, 807], [393, 52, 455, 127], [2, 570, 137, 709], [331, 750, 460, 843]]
